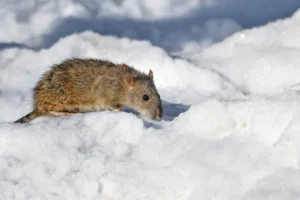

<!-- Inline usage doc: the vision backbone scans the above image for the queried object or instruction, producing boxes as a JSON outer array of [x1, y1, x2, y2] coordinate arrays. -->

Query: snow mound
[[2, 97, 300, 199], [189, 9, 300, 94]]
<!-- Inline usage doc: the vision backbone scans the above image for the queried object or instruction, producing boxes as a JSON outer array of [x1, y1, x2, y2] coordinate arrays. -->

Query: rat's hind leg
[[39, 102, 79, 116], [14, 102, 80, 123], [49, 111, 75, 116]]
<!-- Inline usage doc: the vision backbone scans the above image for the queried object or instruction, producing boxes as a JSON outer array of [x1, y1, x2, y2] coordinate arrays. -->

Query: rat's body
[[14, 58, 162, 123]]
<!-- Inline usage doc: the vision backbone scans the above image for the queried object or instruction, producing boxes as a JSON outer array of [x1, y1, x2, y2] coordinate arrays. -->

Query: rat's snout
[[144, 107, 162, 120], [153, 107, 162, 120], [155, 114, 161, 120]]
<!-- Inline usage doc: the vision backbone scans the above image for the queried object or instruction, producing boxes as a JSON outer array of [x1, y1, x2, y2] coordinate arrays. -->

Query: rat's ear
[[124, 73, 136, 88], [148, 69, 153, 79]]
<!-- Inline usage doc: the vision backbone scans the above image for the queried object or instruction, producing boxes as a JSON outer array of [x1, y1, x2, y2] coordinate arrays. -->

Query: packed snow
[[1, 0, 300, 200]]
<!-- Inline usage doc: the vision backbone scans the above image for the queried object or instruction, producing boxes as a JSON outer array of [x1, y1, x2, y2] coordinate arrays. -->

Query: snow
[[1, 0, 299, 52], [1, 0, 300, 199]]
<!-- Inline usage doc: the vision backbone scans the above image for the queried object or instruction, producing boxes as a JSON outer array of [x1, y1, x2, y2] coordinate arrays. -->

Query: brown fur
[[14, 58, 162, 123]]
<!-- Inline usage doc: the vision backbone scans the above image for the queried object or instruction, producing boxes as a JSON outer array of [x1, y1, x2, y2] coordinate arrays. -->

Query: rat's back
[[35, 59, 125, 105]]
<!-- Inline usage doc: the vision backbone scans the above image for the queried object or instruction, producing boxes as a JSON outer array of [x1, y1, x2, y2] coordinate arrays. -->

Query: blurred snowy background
[[1, 0, 300, 199]]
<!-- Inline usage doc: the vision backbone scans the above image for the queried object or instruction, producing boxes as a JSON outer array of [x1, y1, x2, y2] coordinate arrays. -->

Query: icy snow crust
[[1, 1, 300, 200]]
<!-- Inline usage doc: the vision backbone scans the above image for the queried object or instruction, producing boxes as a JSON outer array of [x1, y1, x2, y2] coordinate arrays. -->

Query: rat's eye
[[143, 95, 149, 101]]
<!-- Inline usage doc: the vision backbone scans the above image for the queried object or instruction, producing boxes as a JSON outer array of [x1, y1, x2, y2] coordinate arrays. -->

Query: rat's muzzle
[[142, 108, 162, 120], [154, 109, 162, 120], [152, 105, 162, 120]]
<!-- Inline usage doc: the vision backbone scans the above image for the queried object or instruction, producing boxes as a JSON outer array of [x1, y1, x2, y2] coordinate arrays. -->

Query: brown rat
[[14, 58, 162, 123]]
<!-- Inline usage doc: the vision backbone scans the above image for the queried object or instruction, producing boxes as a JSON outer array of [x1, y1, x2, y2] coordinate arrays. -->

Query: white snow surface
[[1, 1, 300, 200], [1, 0, 299, 51]]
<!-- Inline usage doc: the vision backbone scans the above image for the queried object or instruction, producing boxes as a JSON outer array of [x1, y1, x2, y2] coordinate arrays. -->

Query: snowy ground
[[1, 0, 300, 200]]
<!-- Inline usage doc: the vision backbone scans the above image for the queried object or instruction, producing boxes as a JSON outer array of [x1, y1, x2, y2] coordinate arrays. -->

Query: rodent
[[14, 58, 162, 123]]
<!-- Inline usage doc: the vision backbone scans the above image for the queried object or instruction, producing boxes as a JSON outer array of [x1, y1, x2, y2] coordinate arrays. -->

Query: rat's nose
[[154, 110, 162, 120]]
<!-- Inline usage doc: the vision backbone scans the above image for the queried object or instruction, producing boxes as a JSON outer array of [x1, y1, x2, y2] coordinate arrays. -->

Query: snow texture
[[1, 0, 300, 200]]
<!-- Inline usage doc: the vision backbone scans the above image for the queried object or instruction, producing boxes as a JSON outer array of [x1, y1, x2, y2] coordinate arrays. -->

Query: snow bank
[[2, 97, 300, 199], [1, 0, 299, 52], [1, 1, 300, 200], [188, 9, 300, 95]]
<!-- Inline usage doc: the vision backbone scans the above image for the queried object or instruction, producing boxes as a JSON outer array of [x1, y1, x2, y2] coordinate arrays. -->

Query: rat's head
[[123, 70, 162, 120]]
